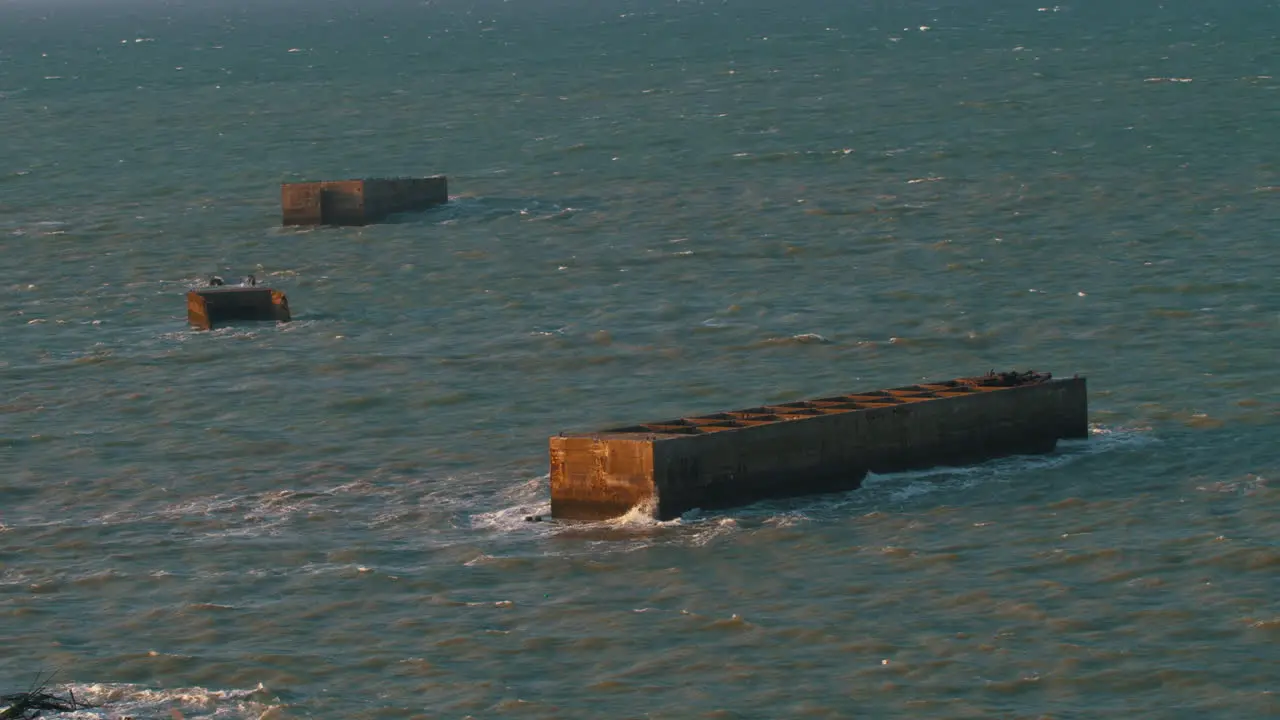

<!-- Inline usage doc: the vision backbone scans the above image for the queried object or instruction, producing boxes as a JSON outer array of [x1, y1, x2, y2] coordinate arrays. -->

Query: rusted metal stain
[[270, 290, 290, 319], [186, 292, 211, 331], [549, 371, 1088, 521]]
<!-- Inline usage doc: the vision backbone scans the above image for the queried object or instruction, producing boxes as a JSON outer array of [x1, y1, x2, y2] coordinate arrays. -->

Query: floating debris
[[1, 673, 95, 719]]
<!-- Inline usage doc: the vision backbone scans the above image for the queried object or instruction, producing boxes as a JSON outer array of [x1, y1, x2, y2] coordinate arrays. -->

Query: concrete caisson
[[187, 285, 291, 330], [280, 176, 448, 226], [549, 372, 1088, 521]]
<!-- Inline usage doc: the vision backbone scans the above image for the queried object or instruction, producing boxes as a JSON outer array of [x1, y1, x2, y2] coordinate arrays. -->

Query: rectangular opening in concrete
[[603, 423, 702, 435], [607, 421, 669, 432], [686, 414, 736, 424], [847, 395, 903, 404], [787, 407, 860, 416], [643, 425, 701, 435], [930, 384, 974, 393], [702, 418, 777, 429], [726, 411, 781, 421], [770, 408, 826, 417]]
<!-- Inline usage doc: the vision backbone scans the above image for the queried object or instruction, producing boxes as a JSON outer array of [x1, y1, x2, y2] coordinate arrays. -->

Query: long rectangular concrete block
[[549, 372, 1088, 521], [187, 286, 291, 330], [281, 176, 448, 226]]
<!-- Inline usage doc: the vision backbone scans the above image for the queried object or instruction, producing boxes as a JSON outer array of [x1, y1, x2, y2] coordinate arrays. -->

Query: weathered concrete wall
[[280, 176, 448, 226], [550, 373, 1088, 521], [281, 182, 324, 226], [549, 436, 656, 521], [187, 287, 291, 330]]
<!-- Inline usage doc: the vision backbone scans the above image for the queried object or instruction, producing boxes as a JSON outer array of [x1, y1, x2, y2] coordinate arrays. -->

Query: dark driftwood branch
[[0, 671, 95, 719]]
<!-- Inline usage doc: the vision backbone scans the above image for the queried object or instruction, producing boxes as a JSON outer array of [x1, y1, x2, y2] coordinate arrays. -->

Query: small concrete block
[[187, 286, 291, 330]]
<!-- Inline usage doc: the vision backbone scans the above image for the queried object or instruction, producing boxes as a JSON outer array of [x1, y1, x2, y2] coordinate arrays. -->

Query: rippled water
[[2, 0, 1277, 717]]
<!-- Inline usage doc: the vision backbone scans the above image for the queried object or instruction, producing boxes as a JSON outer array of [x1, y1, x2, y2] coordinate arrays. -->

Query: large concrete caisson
[[187, 285, 291, 330], [281, 176, 448, 226], [549, 372, 1088, 521]]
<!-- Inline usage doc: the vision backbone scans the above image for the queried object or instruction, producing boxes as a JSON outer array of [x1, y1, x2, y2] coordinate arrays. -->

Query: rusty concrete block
[[187, 282, 291, 330], [280, 176, 448, 226], [549, 371, 1088, 521]]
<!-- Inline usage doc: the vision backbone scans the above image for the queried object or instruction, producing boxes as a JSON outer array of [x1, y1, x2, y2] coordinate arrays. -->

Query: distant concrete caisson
[[281, 176, 448, 226], [549, 371, 1088, 521]]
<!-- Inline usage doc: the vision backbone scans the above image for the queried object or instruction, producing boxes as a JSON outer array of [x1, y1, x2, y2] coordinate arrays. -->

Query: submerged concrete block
[[187, 283, 291, 330], [281, 176, 448, 226], [549, 371, 1088, 521]]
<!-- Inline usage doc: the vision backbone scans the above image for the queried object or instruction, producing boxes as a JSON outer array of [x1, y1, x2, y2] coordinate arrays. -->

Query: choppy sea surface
[[2, 0, 1277, 717]]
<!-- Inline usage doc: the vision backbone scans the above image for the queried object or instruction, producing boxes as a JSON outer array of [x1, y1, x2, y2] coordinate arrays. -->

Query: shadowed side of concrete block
[[363, 176, 448, 222], [281, 180, 365, 226], [317, 180, 366, 225]]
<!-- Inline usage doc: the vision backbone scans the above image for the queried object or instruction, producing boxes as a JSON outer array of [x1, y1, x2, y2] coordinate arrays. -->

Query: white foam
[[31, 682, 276, 719], [688, 517, 739, 546], [606, 496, 665, 527], [469, 474, 552, 533], [762, 512, 810, 528], [469, 501, 553, 532]]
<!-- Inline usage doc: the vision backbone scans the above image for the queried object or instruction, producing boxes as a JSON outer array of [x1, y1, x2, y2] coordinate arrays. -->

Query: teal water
[[2, 0, 1277, 717]]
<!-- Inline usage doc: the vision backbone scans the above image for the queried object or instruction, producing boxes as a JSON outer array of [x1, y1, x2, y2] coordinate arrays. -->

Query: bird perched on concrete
[[208, 275, 225, 286], [242, 274, 257, 287]]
